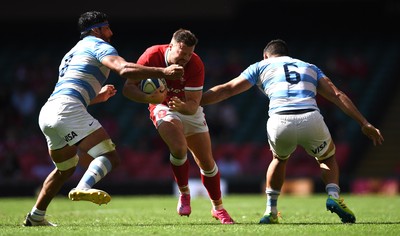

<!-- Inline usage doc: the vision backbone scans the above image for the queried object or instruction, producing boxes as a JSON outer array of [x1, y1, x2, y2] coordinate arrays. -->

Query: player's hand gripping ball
[[139, 78, 167, 94]]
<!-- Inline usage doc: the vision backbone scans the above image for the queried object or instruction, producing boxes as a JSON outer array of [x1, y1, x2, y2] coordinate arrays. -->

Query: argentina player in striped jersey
[[23, 11, 183, 227], [201, 39, 383, 224]]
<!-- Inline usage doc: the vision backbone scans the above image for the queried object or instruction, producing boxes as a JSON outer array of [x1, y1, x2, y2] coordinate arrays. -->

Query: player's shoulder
[[139, 45, 168, 65], [290, 57, 324, 76], [289, 57, 318, 68], [145, 44, 168, 54], [191, 52, 202, 60], [188, 52, 204, 67], [289, 56, 308, 64], [78, 36, 116, 54], [82, 36, 111, 46]]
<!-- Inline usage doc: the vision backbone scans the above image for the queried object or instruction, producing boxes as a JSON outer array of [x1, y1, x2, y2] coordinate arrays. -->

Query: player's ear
[[91, 28, 100, 36]]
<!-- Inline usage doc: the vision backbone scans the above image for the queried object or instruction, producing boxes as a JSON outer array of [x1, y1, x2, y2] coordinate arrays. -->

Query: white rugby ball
[[139, 78, 166, 94]]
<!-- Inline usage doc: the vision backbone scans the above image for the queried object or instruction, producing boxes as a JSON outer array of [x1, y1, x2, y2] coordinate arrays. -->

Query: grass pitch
[[0, 194, 399, 235]]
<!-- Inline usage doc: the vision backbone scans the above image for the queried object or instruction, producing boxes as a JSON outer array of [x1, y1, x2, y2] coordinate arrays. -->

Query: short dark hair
[[172, 29, 198, 47], [264, 39, 289, 57], [78, 11, 109, 39]]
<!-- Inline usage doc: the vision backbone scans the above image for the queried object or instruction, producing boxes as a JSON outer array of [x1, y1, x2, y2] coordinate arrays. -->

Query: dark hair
[[263, 39, 289, 57], [172, 29, 198, 47], [78, 11, 109, 39]]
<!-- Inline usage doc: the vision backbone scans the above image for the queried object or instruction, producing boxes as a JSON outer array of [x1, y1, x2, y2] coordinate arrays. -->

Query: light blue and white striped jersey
[[50, 36, 118, 107], [241, 56, 326, 116]]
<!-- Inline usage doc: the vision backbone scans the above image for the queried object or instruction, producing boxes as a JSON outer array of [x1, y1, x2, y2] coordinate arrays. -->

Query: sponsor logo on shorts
[[65, 131, 78, 142], [312, 141, 327, 154]]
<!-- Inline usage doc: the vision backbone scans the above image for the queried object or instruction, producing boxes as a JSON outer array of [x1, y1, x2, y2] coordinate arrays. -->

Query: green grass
[[0, 194, 399, 235]]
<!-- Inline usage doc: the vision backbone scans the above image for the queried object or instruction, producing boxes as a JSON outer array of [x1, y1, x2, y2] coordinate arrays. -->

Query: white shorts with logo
[[150, 104, 209, 137], [266, 110, 334, 161], [38, 96, 101, 150]]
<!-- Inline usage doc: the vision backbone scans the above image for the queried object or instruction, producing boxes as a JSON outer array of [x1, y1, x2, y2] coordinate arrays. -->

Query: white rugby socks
[[76, 156, 112, 189]]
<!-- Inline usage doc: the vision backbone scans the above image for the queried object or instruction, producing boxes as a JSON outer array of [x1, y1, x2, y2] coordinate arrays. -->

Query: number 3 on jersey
[[60, 54, 73, 77]]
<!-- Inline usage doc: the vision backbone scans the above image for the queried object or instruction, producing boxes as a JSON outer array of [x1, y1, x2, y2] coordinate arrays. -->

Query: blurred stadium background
[[1, 0, 399, 196]]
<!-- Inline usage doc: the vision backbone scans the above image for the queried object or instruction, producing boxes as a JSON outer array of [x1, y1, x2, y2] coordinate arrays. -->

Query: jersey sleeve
[[240, 62, 260, 85], [137, 48, 151, 65], [95, 41, 119, 62], [311, 64, 326, 80], [136, 46, 164, 66], [184, 55, 204, 91]]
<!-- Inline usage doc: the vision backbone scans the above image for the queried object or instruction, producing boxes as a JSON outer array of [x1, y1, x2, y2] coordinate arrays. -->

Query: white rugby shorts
[[38, 96, 101, 150], [150, 104, 209, 137], [267, 110, 334, 161]]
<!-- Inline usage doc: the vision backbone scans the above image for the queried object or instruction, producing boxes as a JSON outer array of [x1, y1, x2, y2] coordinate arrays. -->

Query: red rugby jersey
[[136, 44, 204, 110]]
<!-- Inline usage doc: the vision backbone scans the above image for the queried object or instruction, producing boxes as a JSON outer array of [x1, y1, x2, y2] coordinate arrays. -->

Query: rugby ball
[[139, 78, 167, 94]]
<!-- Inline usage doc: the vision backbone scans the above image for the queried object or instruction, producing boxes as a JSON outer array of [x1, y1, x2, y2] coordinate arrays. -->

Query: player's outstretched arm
[[201, 75, 252, 106], [317, 76, 384, 145], [101, 55, 184, 80]]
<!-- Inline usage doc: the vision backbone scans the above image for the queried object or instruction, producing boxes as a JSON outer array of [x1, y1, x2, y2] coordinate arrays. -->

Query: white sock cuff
[[200, 163, 218, 177], [265, 188, 280, 195], [170, 153, 187, 166], [326, 183, 340, 192], [32, 207, 46, 216]]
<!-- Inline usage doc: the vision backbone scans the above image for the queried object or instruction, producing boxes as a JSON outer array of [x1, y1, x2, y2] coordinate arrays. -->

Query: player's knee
[[164, 137, 187, 156], [58, 167, 76, 180], [317, 142, 336, 161], [273, 152, 290, 161], [169, 146, 187, 158]]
